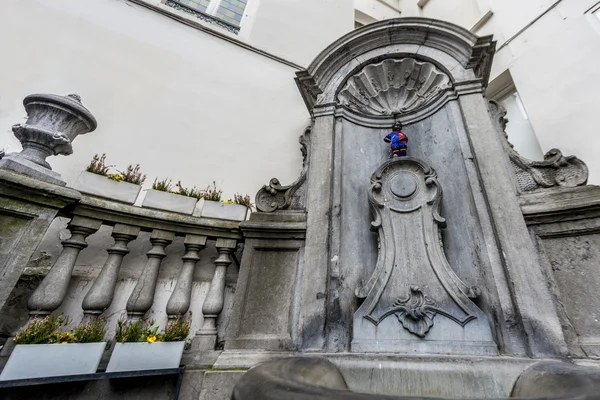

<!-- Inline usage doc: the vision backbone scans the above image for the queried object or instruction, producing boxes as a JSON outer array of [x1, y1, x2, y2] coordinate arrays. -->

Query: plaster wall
[[355, 0, 401, 22], [398, 0, 600, 184], [420, 0, 482, 30], [248, 0, 354, 66], [0, 0, 313, 203]]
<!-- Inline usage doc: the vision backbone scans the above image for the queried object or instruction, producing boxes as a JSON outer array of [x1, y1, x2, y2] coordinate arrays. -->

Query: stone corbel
[[488, 100, 588, 193], [255, 126, 311, 212]]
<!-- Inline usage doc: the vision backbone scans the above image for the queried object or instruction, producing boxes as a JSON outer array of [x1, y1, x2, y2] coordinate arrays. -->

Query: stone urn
[[0, 93, 97, 186]]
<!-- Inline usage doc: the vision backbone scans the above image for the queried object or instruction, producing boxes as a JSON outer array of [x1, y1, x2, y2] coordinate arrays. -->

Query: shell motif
[[337, 58, 452, 116]]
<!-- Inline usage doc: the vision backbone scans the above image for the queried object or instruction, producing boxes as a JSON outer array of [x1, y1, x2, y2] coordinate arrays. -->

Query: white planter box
[[73, 171, 142, 204], [200, 200, 248, 221], [142, 189, 198, 215], [0, 342, 107, 381], [106, 342, 185, 372]]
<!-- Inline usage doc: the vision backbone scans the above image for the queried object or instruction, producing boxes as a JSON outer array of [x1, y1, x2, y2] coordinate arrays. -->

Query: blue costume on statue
[[384, 122, 408, 157]]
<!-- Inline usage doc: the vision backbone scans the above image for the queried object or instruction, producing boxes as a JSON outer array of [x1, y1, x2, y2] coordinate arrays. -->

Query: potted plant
[[141, 178, 199, 215], [0, 316, 107, 381], [73, 154, 146, 204], [198, 183, 249, 221], [106, 315, 190, 373]]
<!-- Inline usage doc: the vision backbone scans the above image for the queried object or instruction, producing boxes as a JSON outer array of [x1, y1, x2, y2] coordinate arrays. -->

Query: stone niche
[[331, 63, 497, 355], [292, 18, 567, 357]]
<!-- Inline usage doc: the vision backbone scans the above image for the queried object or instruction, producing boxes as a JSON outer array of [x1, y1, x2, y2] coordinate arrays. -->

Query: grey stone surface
[[512, 361, 600, 398], [166, 234, 207, 318], [524, 188, 600, 358], [255, 126, 311, 213], [458, 92, 568, 357], [198, 371, 245, 400], [198, 238, 237, 346], [142, 189, 198, 215], [489, 101, 589, 193], [0, 169, 80, 311], [0, 343, 106, 381], [0, 93, 96, 185], [230, 355, 544, 399], [352, 157, 496, 355], [225, 211, 306, 351], [74, 171, 142, 205], [126, 229, 174, 319], [28, 216, 102, 316], [82, 224, 140, 316], [338, 58, 452, 116]]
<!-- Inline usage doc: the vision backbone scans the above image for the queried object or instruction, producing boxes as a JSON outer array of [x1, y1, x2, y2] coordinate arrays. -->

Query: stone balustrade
[[26, 193, 243, 350]]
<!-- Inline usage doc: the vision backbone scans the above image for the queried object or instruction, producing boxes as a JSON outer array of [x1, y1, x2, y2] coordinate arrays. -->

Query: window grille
[[166, 0, 248, 34]]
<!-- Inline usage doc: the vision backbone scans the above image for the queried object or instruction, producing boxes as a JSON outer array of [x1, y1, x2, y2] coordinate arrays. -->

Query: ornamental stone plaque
[[352, 157, 497, 355]]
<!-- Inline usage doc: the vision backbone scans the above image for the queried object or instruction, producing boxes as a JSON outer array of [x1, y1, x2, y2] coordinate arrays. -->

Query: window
[[166, 0, 248, 34], [487, 70, 544, 161], [585, 2, 600, 36]]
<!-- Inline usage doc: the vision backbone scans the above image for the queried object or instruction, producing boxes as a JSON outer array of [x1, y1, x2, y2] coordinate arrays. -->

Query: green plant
[[232, 193, 253, 209], [152, 177, 173, 192], [174, 181, 204, 199], [115, 319, 160, 343], [73, 319, 106, 343], [163, 315, 191, 342], [85, 153, 111, 176], [199, 181, 222, 202], [109, 164, 146, 185], [13, 315, 70, 345]]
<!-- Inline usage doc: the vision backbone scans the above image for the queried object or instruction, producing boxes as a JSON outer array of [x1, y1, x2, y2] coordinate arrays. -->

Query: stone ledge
[[71, 194, 243, 240], [0, 169, 81, 209], [520, 185, 600, 225]]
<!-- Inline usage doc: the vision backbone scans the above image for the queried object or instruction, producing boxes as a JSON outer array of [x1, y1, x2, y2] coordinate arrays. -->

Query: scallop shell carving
[[337, 58, 452, 116]]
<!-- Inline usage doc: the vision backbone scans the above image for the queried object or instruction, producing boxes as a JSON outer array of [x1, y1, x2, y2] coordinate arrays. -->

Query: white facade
[[0, 0, 598, 199]]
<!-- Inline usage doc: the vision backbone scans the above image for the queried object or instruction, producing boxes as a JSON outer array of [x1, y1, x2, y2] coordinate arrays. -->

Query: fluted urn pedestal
[[0, 93, 97, 186]]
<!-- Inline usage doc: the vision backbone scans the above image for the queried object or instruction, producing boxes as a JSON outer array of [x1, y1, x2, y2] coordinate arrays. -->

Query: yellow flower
[[146, 335, 157, 343], [223, 199, 233, 204]]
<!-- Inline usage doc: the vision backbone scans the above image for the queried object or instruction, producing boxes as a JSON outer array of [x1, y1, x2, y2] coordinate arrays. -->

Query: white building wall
[[394, 0, 600, 183], [0, 0, 354, 202]]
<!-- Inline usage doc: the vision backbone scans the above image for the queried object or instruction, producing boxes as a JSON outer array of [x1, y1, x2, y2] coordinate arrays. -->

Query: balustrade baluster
[[82, 224, 140, 317], [126, 229, 174, 320], [197, 238, 236, 349], [28, 216, 102, 317], [166, 234, 207, 319]]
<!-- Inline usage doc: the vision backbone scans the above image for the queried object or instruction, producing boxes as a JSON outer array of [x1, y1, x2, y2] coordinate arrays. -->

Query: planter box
[[73, 171, 141, 204], [106, 342, 185, 372], [200, 200, 248, 221], [142, 189, 198, 215], [0, 342, 107, 381]]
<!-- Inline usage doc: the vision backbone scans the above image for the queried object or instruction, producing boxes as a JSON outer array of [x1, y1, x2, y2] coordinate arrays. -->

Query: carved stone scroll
[[352, 157, 496, 355], [489, 100, 588, 193], [255, 126, 310, 212], [338, 58, 452, 116]]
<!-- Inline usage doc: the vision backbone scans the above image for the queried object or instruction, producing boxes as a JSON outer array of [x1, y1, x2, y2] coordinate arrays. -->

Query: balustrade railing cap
[[23, 93, 98, 132]]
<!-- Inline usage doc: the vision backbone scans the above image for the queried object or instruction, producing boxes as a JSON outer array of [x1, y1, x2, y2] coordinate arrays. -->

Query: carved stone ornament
[[390, 286, 437, 338], [353, 157, 486, 340], [255, 127, 311, 212], [337, 58, 452, 116], [0, 93, 97, 186], [488, 100, 588, 193]]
